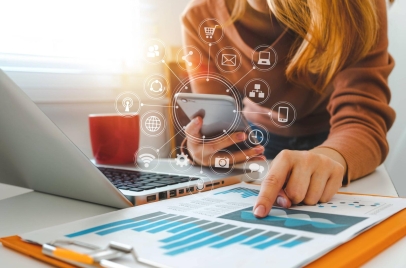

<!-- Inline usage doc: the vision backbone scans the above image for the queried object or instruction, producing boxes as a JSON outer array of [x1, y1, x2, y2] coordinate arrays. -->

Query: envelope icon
[[221, 54, 237, 66]]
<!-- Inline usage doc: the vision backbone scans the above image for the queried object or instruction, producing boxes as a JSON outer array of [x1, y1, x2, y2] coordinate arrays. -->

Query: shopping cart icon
[[204, 25, 219, 39]]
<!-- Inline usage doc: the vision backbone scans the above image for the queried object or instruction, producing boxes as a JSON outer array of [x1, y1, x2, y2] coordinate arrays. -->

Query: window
[[0, 0, 160, 101], [0, 0, 143, 72]]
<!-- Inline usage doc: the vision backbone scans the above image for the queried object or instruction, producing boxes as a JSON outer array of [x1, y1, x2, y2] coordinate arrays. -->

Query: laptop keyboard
[[98, 167, 198, 192]]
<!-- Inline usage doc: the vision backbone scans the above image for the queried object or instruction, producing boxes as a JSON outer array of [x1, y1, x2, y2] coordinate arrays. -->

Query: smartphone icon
[[278, 106, 289, 123]]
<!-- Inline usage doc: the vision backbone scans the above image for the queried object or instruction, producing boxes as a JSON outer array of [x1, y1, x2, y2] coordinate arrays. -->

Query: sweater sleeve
[[317, 0, 396, 183]]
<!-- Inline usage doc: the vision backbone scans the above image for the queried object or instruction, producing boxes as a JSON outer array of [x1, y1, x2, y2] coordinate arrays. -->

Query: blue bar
[[66, 219, 134, 238], [167, 223, 197, 233], [160, 227, 204, 243], [210, 234, 248, 248], [161, 231, 213, 249], [133, 219, 171, 232], [281, 237, 312, 248], [96, 221, 152, 236], [241, 235, 269, 245], [281, 240, 303, 248], [254, 238, 285, 249], [165, 236, 224, 256], [148, 222, 183, 234], [214, 187, 259, 199]]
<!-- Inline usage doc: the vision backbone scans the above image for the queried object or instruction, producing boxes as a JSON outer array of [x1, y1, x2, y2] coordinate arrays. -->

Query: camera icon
[[215, 157, 230, 168]]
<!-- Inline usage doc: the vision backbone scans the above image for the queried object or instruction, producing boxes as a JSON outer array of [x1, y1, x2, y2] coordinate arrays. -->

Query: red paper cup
[[89, 114, 139, 165]]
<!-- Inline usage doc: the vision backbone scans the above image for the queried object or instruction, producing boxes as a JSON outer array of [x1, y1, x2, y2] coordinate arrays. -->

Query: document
[[21, 183, 406, 268]]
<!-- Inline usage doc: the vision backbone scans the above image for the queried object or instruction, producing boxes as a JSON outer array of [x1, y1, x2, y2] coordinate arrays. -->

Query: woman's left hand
[[253, 148, 347, 218]]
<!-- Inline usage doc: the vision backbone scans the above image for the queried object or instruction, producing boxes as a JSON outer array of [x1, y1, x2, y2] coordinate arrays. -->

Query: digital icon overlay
[[135, 147, 160, 171], [251, 45, 278, 71], [115, 92, 141, 118], [143, 38, 166, 64], [143, 74, 168, 100], [215, 156, 230, 168], [176, 46, 202, 72], [209, 150, 235, 175], [244, 157, 270, 181], [215, 47, 242, 73], [244, 124, 270, 148], [169, 147, 193, 172], [244, 78, 271, 105], [141, 110, 166, 137], [198, 18, 224, 44], [186, 173, 215, 196], [270, 101, 297, 128]]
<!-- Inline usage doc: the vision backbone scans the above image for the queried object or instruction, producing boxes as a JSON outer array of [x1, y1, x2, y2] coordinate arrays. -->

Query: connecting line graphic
[[231, 67, 256, 88], [162, 60, 186, 88], [156, 129, 183, 153], [141, 103, 178, 108], [234, 110, 271, 115], [207, 44, 212, 81], [224, 131, 248, 159], [201, 137, 205, 174]]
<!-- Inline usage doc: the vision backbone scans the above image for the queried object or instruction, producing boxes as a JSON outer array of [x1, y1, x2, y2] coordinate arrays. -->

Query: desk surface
[[0, 165, 404, 267]]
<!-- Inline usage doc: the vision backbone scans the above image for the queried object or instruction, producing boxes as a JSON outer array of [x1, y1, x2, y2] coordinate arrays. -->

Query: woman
[[180, 0, 395, 218]]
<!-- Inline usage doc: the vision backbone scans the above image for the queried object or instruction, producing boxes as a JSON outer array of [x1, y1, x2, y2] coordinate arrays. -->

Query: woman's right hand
[[184, 116, 265, 166]]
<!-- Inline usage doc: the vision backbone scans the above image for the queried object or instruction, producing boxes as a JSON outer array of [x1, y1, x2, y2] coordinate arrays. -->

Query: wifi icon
[[138, 153, 156, 168]]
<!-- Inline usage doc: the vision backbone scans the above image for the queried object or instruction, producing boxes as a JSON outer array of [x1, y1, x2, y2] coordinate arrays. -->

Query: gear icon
[[176, 152, 189, 167]]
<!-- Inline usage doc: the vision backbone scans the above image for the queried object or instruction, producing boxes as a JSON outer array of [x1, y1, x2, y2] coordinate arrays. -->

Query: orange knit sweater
[[180, 0, 395, 182]]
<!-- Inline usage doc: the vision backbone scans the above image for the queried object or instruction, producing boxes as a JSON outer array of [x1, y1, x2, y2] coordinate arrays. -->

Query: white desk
[[0, 165, 405, 267]]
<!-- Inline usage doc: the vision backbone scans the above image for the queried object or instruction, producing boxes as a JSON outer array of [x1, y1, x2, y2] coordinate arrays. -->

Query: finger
[[253, 150, 291, 218], [204, 132, 247, 154], [319, 164, 344, 203], [274, 189, 292, 208], [302, 166, 329, 205], [284, 153, 314, 204], [184, 117, 202, 142]]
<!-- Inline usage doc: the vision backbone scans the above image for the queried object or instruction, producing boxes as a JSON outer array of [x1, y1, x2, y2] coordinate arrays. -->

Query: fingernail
[[277, 196, 288, 207], [193, 117, 200, 125], [255, 146, 264, 153], [237, 133, 245, 141], [253, 205, 266, 217]]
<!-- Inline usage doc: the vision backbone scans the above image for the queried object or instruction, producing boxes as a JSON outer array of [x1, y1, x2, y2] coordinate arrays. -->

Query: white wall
[[385, 0, 406, 197]]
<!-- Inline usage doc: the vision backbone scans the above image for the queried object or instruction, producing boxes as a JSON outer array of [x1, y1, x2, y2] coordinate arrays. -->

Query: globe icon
[[145, 116, 162, 132]]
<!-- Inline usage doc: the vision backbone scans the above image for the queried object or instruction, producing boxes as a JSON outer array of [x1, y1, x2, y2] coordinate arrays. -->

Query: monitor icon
[[257, 51, 271, 65], [278, 106, 289, 122]]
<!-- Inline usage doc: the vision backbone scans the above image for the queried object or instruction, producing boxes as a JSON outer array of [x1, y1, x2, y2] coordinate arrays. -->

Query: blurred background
[[0, 0, 404, 196]]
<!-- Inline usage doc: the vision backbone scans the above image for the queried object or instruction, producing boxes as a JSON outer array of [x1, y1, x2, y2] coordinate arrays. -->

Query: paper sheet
[[21, 183, 406, 268]]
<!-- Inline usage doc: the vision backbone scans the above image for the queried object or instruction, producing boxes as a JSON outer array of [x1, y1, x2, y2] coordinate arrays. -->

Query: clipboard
[[1, 198, 406, 267]]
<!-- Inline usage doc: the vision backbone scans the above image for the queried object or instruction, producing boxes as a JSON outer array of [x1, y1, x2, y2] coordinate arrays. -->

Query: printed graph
[[213, 187, 259, 198], [220, 207, 367, 235], [65, 211, 312, 255]]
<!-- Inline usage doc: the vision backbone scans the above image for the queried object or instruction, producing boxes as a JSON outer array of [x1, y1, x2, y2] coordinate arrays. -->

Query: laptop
[[257, 51, 271, 65], [0, 69, 243, 209]]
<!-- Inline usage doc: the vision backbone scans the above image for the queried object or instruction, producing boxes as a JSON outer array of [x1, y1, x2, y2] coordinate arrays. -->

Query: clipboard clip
[[42, 239, 170, 268]]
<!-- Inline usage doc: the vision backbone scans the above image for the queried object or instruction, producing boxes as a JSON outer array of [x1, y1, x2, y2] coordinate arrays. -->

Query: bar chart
[[65, 211, 312, 256], [213, 187, 259, 198]]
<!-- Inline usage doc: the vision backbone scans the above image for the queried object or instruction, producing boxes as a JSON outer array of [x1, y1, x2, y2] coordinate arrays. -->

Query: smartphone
[[175, 93, 259, 149], [278, 106, 289, 123]]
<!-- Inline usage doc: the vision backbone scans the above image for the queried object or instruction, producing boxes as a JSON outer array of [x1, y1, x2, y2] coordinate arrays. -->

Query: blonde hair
[[229, 0, 379, 93]]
